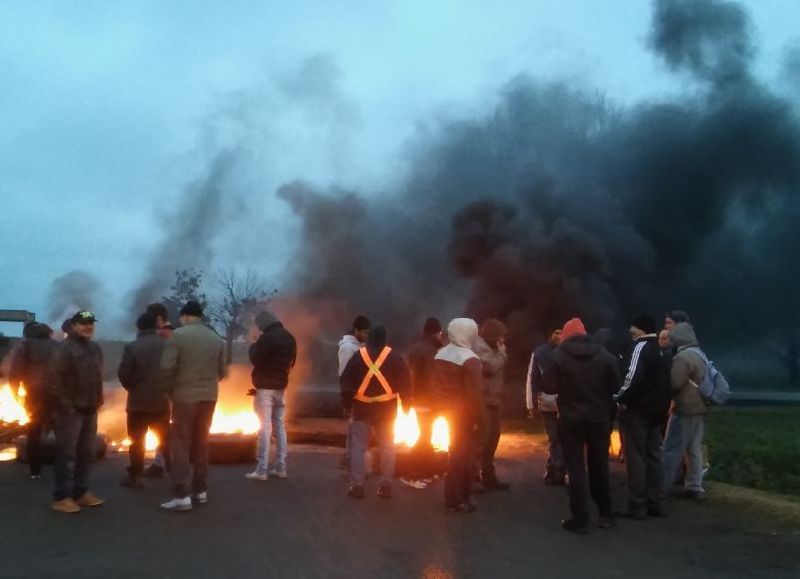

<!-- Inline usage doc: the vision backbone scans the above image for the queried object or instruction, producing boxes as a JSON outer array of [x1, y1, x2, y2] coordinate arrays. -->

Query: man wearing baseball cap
[[51, 311, 105, 513]]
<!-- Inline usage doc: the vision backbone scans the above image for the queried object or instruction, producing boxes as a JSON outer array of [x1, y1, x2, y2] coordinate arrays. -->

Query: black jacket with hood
[[615, 335, 671, 418], [117, 329, 169, 413], [249, 322, 297, 391], [9, 322, 59, 405], [53, 335, 104, 413], [542, 335, 620, 423], [340, 345, 410, 424]]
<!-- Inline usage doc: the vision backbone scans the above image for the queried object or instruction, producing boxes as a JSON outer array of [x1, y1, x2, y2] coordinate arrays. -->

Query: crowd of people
[[7, 300, 712, 531]]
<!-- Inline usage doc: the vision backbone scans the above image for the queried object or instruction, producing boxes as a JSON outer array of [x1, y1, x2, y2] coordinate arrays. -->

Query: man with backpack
[[662, 322, 709, 500]]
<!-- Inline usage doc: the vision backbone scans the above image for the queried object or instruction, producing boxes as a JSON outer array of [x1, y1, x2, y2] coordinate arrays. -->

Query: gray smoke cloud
[[47, 270, 101, 323]]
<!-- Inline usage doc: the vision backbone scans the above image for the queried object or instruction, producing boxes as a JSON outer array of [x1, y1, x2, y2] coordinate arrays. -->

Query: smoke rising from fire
[[46, 270, 101, 325]]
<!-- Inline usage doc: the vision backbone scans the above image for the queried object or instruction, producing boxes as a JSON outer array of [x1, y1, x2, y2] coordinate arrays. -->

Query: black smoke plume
[[47, 270, 101, 324]]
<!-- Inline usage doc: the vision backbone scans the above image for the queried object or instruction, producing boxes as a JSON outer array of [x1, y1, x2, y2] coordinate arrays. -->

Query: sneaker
[[160, 497, 193, 512], [683, 489, 706, 501], [561, 519, 590, 534], [377, 484, 392, 498], [75, 492, 104, 508], [192, 492, 208, 504], [120, 474, 144, 488], [268, 469, 288, 479], [245, 471, 269, 481], [447, 502, 477, 513], [29, 474, 42, 480], [347, 485, 365, 499], [52, 498, 81, 514], [143, 464, 165, 478]]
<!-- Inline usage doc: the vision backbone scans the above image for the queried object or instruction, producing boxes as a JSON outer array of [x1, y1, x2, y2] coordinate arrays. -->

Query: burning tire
[[208, 432, 257, 463]]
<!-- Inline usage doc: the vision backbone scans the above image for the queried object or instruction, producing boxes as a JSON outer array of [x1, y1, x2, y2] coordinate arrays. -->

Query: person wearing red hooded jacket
[[542, 318, 621, 533]]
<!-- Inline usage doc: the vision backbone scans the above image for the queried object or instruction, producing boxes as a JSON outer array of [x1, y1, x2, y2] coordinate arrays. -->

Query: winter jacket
[[117, 329, 169, 413], [615, 335, 671, 418], [473, 336, 507, 407], [340, 346, 411, 424], [8, 323, 59, 405], [160, 320, 226, 403], [249, 322, 297, 390], [431, 319, 483, 413], [407, 334, 442, 405], [542, 335, 620, 423], [526, 342, 558, 413], [52, 335, 104, 414], [668, 323, 708, 416], [338, 334, 362, 377]]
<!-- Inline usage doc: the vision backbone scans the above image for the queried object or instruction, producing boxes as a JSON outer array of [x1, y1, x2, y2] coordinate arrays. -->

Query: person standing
[[615, 314, 671, 519], [432, 318, 483, 513], [143, 302, 173, 477], [9, 322, 59, 480], [542, 318, 621, 533], [407, 317, 444, 408], [473, 318, 509, 491], [245, 311, 297, 481], [340, 325, 410, 499], [159, 301, 227, 512], [338, 315, 370, 471], [117, 312, 170, 488], [526, 325, 565, 485], [50, 311, 105, 513], [662, 322, 708, 500]]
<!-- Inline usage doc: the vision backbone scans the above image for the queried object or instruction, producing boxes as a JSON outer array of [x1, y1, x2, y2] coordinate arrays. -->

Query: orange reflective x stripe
[[354, 346, 396, 403]]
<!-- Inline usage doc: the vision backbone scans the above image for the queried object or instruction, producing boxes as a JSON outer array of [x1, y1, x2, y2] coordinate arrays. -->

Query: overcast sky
[[1, 0, 797, 338]]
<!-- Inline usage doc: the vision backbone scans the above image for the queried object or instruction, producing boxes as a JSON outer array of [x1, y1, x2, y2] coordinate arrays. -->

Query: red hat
[[562, 318, 587, 340]]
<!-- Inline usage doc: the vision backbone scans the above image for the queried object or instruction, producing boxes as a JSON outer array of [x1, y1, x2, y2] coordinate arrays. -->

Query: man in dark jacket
[[340, 325, 410, 499], [9, 322, 58, 479], [432, 318, 483, 513], [615, 314, 671, 519], [245, 310, 297, 481], [51, 311, 105, 513], [408, 317, 443, 407], [117, 312, 170, 488], [473, 318, 509, 490], [542, 318, 621, 533], [526, 325, 565, 485]]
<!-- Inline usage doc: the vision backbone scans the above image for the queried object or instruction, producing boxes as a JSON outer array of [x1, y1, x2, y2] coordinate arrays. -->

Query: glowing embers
[[0, 384, 29, 426]]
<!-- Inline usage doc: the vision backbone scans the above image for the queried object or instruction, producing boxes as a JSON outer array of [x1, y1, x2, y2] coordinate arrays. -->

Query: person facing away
[[431, 318, 484, 513], [661, 321, 708, 500], [146, 302, 174, 339], [117, 312, 170, 489], [159, 300, 227, 512], [542, 317, 621, 534], [614, 313, 671, 519], [9, 322, 58, 480], [407, 317, 444, 409], [340, 325, 410, 499], [472, 318, 509, 491], [50, 311, 105, 513], [338, 314, 370, 471], [141, 302, 173, 477], [526, 325, 565, 486], [245, 310, 297, 481]]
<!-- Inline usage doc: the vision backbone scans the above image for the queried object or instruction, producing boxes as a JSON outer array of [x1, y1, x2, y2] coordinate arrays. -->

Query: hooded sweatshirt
[[431, 318, 483, 411], [338, 334, 362, 377], [542, 335, 620, 423], [668, 322, 708, 416]]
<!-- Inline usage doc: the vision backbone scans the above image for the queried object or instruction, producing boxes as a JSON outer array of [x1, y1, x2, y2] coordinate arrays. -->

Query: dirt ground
[[1, 433, 798, 579]]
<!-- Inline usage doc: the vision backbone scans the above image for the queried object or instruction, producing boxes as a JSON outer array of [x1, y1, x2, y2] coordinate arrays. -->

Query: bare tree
[[208, 269, 276, 363]]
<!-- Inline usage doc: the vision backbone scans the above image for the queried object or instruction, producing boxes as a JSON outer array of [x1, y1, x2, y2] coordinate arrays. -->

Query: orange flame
[[431, 416, 450, 452], [0, 384, 29, 425], [393, 397, 421, 447]]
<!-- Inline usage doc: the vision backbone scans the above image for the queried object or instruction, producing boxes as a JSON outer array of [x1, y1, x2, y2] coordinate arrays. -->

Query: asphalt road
[[1, 433, 798, 579]]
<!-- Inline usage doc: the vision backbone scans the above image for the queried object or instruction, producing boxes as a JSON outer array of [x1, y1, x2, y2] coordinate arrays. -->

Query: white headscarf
[[435, 318, 479, 366]]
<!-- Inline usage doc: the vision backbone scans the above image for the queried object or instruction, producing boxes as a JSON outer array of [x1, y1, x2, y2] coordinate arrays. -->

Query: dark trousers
[[445, 408, 476, 508], [170, 400, 216, 498], [126, 411, 170, 476], [619, 410, 665, 512], [53, 410, 97, 501], [26, 399, 53, 476], [558, 419, 612, 526], [480, 404, 501, 479]]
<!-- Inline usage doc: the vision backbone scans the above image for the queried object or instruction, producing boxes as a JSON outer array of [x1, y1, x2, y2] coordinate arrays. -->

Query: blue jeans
[[53, 410, 97, 501], [349, 420, 395, 487], [662, 413, 705, 493], [254, 389, 287, 474]]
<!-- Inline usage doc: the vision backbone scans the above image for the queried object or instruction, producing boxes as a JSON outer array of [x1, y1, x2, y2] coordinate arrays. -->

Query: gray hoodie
[[668, 323, 708, 416]]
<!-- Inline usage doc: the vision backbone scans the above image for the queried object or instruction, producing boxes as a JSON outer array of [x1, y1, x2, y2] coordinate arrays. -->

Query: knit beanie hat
[[631, 313, 657, 334], [561, 318, 587, 340], [479, 318, 507, 345]]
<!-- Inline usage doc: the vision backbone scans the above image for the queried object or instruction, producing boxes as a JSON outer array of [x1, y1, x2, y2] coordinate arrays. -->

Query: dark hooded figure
[[9, 322, 59, 479], [542, 318, 621, 534], [340, 325, 410, 499]]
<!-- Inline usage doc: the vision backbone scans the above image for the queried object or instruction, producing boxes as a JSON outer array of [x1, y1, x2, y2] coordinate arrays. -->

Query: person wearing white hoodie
[[432, 318, 483, 513], [338, 315, 371, 470]]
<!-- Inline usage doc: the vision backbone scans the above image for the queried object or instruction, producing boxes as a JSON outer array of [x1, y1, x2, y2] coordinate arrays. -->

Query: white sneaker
[[268, 469, 288, 479], [245, 471, 269, 481], [160, 497, 192, 512], [192, 492, 208, 504]]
